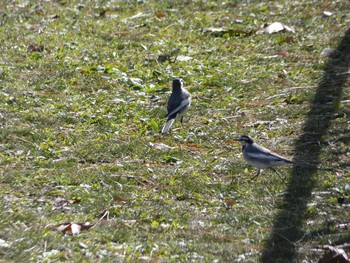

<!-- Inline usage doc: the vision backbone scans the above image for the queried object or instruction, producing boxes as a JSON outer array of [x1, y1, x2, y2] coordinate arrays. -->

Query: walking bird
[[162, 78, 191, 134], [236, 135, 293, 179]]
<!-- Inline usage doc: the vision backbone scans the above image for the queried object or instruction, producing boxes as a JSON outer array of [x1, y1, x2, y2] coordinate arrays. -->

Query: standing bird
[[236, 135, 293, 179], [162, 78, 191, 134]]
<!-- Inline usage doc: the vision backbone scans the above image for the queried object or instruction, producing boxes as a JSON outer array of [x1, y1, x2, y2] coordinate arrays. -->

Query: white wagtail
[[236, 135, 293, 179], [162, 78, 191, 134]]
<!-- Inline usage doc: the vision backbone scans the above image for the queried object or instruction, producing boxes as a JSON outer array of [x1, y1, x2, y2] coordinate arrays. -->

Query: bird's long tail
[[278, 158, 331, 171], [292, 160, 333, 171], [162, 118, 175, 133]]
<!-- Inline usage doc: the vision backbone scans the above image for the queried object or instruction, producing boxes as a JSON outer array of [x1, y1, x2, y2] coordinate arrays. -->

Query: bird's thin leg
[[251, 169, 260, 180], [270, 167, 284, 181], [180, 116, 185, 130]]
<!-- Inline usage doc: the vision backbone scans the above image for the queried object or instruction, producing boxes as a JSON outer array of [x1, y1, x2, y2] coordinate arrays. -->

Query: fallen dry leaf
[[256, 22, 295, 34], [225, 138, 233, 144], [46, 222, 94, 235], [224, 198, 236, 209], [180, 142, 204, 152], [26, 44, 44, 52], [155, 12, 166, 18], [277, 50, 289, 57], [113, 196, 126, 202]]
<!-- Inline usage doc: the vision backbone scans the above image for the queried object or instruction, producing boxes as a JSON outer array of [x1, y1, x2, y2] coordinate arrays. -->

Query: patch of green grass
[[1, 0, 350, 262]]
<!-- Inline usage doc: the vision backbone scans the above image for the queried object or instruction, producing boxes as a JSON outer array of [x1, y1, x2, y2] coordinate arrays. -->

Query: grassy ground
[[1, 0, 350, 262]]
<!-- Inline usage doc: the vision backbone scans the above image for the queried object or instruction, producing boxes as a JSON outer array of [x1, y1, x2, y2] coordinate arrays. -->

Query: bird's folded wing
[[247, 151, 291, 162], [166, 99, 190, 118]]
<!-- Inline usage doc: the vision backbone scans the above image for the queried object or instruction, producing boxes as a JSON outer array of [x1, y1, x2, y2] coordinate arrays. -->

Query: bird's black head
[[236, 135, 254, 146], [172, 78, 184, 90]]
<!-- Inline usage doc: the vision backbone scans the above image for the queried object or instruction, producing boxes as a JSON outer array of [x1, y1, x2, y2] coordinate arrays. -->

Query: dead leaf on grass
[[224, 198, 236, 209], [225, 138, 233, 144], [180, 142, 203, 152], [277, 50, 289, 57], [26, 44, 44, 52], [46, 222, 94, 235], [155, 12, 166, 18], [113, 196, 126, 202], [256, 22, 295, 34]]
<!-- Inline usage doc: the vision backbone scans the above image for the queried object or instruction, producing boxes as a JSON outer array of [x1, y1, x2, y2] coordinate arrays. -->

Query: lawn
[[1, 0, 350, 262]]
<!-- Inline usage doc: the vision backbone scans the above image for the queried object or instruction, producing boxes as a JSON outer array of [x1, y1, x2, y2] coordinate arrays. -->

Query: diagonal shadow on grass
[[261, 28, 350, 261]]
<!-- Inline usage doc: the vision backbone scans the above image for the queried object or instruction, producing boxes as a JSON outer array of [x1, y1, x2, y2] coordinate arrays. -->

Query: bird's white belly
[[177, 104, 190, 118], [244, 157, 271, 168]]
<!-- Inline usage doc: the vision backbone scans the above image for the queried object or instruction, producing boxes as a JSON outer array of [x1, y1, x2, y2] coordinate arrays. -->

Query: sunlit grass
[[0, 0, 349, 262]]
